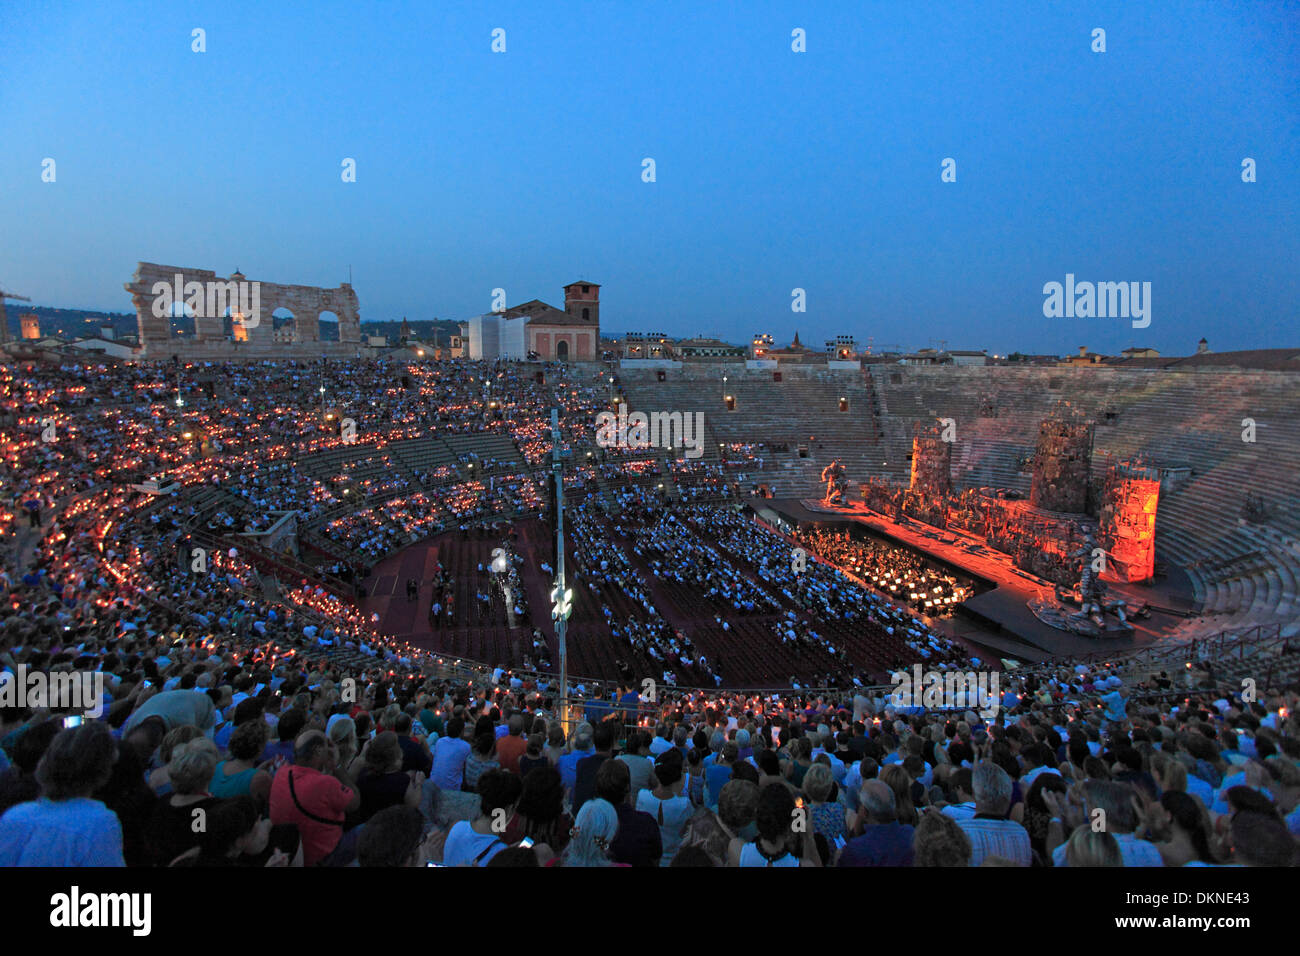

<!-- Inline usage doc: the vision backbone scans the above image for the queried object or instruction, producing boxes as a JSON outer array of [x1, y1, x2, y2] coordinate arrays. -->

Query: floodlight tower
[[549, 407, 573, 731]]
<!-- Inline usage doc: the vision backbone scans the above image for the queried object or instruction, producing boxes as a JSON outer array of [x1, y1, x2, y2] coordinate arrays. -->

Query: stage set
[[761, 409, 1197, 664]]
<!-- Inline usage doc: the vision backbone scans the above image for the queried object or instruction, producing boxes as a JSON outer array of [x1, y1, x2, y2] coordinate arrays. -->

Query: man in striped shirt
[[956, 762, 1032, 866]]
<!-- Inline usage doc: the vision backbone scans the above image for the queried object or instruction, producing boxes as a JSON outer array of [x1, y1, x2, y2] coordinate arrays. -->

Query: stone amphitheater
[[619, 362, 1300, 643]]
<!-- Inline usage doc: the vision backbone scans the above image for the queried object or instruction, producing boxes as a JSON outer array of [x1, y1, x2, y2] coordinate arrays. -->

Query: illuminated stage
[[756, 497, 1196, 664]]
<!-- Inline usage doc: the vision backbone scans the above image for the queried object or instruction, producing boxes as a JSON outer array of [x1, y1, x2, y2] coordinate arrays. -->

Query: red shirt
[[269, 765, 354, 866], [496, 734, 527, 774]]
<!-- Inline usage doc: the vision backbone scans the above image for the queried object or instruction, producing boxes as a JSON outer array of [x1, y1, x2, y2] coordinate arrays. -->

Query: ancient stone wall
[[909, 420, 952, 495], [1029, 417, 1094, 513], [1097, 461, 1160, 582], [125, 262, 361, 360]]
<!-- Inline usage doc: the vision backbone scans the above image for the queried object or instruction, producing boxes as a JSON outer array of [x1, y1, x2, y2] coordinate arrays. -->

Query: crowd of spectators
[[2, 355, 1295, 869], [2, 593, 1293, 868]]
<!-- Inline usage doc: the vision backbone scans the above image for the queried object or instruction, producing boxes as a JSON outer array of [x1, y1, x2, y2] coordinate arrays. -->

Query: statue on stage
[[1029, 526, 1146, 637], [820, 459, 847, 506], [1063, 528, 1112, 628]]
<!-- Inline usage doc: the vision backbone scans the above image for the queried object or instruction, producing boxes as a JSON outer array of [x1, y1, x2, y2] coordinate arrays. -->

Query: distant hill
[[4, 305, 463, 343]]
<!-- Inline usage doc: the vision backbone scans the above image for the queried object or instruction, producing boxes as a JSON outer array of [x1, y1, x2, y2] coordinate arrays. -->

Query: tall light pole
[[549, 407, 573, 731]]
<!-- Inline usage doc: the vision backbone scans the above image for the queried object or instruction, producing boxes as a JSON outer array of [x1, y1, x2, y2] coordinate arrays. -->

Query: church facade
[[504, 280, 601, 360]]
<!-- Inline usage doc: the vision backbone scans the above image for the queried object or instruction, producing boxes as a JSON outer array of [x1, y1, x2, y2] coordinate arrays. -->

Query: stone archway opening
[[168, 300, 196, 339], [318, 310, 340, 342], [555, 339, 569, 360], [272, 308, 297, 343]]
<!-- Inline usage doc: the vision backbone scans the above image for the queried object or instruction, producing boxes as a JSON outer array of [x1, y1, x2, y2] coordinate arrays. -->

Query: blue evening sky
[[2, 0, 1297, 355]]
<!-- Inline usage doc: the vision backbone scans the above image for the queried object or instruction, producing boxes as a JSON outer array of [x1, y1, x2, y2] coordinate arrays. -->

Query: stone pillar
[[909, 420, 952, 495], [1097, 461, 1160, 582], [1029, 417, 1094, 514], [335, 284, 361, 344]]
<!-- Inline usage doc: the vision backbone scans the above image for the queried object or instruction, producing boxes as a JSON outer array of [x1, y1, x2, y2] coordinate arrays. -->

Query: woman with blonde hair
[[1149, 750, 1188, 795], [328, 716, 359, 775], [148, 737, 223, 865], [379, 703, 402, 733], [147, 725, 206, 795], [880, 763, 918, 826], [801, 763, 846, 846], [1065, 825, 1122, 867]]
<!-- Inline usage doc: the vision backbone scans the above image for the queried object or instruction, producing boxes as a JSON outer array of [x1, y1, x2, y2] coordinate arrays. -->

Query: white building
[[468, 312, 528, 360]]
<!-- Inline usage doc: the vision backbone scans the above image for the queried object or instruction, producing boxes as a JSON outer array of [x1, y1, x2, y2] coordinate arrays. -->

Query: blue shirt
[[431, 737, 472, 790], [1185, 774, 1215, 808], [0, 798, 125, 866], [704, 764, 732, 808], [558, 747, 593, 793], [1101, 690, 1126, 722], [1211, 774, 1273, 816], [442, 820, 506, 867], [619, 691, 640, 721], [837, 823, 915, 867]]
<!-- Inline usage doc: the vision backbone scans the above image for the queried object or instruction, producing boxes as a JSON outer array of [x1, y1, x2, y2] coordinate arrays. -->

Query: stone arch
[[271, 307, 297, 343], [318, 310, 340, 342], [555, 338, 569, 360], [125, 262, 362, 358], [168, 299, 196, 339]]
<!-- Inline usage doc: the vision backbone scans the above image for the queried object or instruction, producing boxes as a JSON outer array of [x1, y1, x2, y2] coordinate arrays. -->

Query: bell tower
[[563, 281, 600, 325]]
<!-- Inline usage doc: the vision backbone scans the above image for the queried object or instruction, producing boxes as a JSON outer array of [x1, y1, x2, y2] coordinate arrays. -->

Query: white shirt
[[1021, 765, 1062, 787], [636, 790, 693, 865]]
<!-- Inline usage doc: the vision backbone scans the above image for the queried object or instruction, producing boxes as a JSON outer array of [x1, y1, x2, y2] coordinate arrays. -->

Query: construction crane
[[0, 284, 32, 344]]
